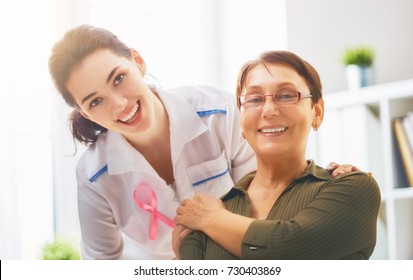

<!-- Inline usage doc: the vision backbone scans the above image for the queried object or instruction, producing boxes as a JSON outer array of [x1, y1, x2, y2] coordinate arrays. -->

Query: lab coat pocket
[[186, 150, 234, 197]]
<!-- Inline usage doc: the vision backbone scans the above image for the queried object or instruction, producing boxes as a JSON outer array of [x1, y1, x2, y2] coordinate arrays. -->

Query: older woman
[[175, 51, 381, 260]]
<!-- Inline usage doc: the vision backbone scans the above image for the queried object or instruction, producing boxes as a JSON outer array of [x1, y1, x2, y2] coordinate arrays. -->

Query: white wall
[[0, 0, 58, 259], [286, 0, 413, 93]]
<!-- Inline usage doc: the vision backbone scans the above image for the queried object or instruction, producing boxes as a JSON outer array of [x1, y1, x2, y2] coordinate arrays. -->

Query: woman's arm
[[241, 172, 380, 259], [172, 224, 193, 259], [176, 193, 254, 257], [178, 229, 206, 260], [176, 172, 381, 259], [78, 179, 123, 259]]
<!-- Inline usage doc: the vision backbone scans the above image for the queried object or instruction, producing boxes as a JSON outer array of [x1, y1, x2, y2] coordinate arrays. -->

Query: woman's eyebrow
[[81, 92, 97, 105], [80, 65, 121, 105], [107, 66, 120, 83]]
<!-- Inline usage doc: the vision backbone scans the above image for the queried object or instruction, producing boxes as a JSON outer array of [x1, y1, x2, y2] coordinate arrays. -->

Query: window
[[0, 0, 287, 259]]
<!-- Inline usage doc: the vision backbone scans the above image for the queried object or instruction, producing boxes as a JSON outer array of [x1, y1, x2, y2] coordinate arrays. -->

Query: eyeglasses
[[239, 90, 312, 108]]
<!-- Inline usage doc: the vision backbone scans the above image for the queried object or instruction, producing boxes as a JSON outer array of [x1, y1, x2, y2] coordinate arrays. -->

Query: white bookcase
[[310, 79, 413, 260]]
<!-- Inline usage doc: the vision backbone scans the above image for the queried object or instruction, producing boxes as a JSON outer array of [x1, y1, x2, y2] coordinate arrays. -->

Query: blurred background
[[1, 0, 412, 259]]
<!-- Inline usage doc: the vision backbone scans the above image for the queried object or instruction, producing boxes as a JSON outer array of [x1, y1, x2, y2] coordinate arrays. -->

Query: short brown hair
[[235, 50, 322, 108]]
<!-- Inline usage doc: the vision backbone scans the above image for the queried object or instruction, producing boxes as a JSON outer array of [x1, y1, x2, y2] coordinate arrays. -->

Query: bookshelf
[[311, 79, 413, 260]]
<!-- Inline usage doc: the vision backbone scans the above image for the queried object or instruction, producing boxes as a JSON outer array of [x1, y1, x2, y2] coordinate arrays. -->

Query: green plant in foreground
[[41, 239, 81, 260], [342, 47, 374, 66]]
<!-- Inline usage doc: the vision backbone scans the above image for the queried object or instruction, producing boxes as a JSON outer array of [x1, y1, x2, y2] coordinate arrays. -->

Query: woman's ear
[[130, 48, 146, 76], [313, 98, 324, 130]]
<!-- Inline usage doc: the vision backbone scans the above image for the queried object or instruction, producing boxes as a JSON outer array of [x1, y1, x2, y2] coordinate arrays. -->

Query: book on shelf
[[393, 116, 413, 187], [402, 112, 413, 151]]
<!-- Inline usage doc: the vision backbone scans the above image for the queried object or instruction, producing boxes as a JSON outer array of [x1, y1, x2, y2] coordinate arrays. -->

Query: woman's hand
[[172, 224, 192, 259], [175, 193, 226, 231], [176, 193, 250, 257], [326, 162, 370, 177]]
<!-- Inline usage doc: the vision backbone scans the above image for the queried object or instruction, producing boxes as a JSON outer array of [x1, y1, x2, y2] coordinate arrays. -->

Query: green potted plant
[[41, 238, 81, 260], [342, 46, 374, 90]]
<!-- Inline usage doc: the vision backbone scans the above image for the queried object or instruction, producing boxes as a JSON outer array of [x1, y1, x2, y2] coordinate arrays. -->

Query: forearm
[[200, 208, 255, 257], [176, 193, 255, 257]]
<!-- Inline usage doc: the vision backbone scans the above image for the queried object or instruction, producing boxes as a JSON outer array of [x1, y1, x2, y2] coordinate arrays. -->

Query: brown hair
[[235, 50, 322, 108], [48, 24, 132, 146]]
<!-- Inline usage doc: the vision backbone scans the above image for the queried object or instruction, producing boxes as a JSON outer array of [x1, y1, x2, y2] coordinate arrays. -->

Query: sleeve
[[224, 91, 256, 182], [241, 172, 381, 259], [180, 231, 206, 260], [77, 175, 124, 260]]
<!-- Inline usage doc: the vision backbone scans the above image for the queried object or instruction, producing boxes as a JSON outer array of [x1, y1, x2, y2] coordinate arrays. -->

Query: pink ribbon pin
[[133, 183, 175, 240]]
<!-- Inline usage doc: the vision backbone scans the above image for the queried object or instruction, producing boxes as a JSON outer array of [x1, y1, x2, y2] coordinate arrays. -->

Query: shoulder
[[326, 171, 381, 203], [309, 162, 380, 194], [330, 171, 379, 188]]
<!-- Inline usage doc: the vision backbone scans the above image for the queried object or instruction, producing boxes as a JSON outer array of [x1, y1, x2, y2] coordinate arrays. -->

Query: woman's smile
[[258, 126, 287, 134], [116, 101, 141, 125]]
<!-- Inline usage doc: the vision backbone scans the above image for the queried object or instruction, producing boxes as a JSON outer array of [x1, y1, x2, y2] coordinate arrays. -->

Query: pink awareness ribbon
[[133, 183, 175, 240]]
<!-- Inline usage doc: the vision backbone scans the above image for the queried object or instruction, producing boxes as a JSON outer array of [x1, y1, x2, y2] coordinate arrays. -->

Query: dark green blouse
[[180, 160, 381, 259]]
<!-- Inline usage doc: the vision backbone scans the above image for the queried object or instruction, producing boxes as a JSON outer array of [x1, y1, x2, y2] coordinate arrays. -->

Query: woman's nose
[[110, 94, 128, 112], [262, 96, 280, 117]]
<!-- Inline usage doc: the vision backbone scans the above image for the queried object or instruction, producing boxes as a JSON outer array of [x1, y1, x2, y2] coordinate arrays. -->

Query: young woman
[[49, 25, 356, 259], [176, 51, 381, 259]]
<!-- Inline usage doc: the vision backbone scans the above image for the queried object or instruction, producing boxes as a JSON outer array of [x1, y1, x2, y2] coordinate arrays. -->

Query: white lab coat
[[76, 85, 256, 259]]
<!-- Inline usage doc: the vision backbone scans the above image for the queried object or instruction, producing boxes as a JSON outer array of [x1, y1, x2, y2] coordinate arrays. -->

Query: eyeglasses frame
[[239, 91, 312, 108]]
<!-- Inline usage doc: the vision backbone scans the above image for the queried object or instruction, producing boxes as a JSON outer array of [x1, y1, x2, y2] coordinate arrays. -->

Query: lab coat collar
[[157, 88, 208, 164]]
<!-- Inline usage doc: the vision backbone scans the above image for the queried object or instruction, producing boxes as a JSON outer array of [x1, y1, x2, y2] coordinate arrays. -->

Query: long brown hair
[[48, 25, 132, 146]]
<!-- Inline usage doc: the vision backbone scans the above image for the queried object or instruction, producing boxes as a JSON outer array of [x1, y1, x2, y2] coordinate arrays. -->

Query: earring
[[313, 124, 318, 131]]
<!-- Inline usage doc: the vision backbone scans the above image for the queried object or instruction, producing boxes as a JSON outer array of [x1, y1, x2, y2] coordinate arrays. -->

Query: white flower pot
[[346, 64, 373, 90]]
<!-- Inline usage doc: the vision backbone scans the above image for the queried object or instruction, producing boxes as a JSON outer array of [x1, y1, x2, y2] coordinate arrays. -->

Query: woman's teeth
[[260, 127, 286, 133], [119, 103, 139, 123]]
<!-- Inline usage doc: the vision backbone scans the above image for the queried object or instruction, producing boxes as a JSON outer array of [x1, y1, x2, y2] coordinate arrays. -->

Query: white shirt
[[76, 86, 256, 259]]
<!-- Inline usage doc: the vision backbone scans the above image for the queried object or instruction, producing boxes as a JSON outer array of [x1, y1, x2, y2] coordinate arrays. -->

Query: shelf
[[393, 188, 413, 200], [314, 79, 413, 260], [323, 79, 413, 110]]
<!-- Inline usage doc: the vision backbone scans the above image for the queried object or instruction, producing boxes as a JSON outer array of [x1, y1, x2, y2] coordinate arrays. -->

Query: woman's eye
[[114, 74, 124, 86], [90, 97, 102, 108], [277, 90, 296, 100], [248, 95, 264, 103]]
